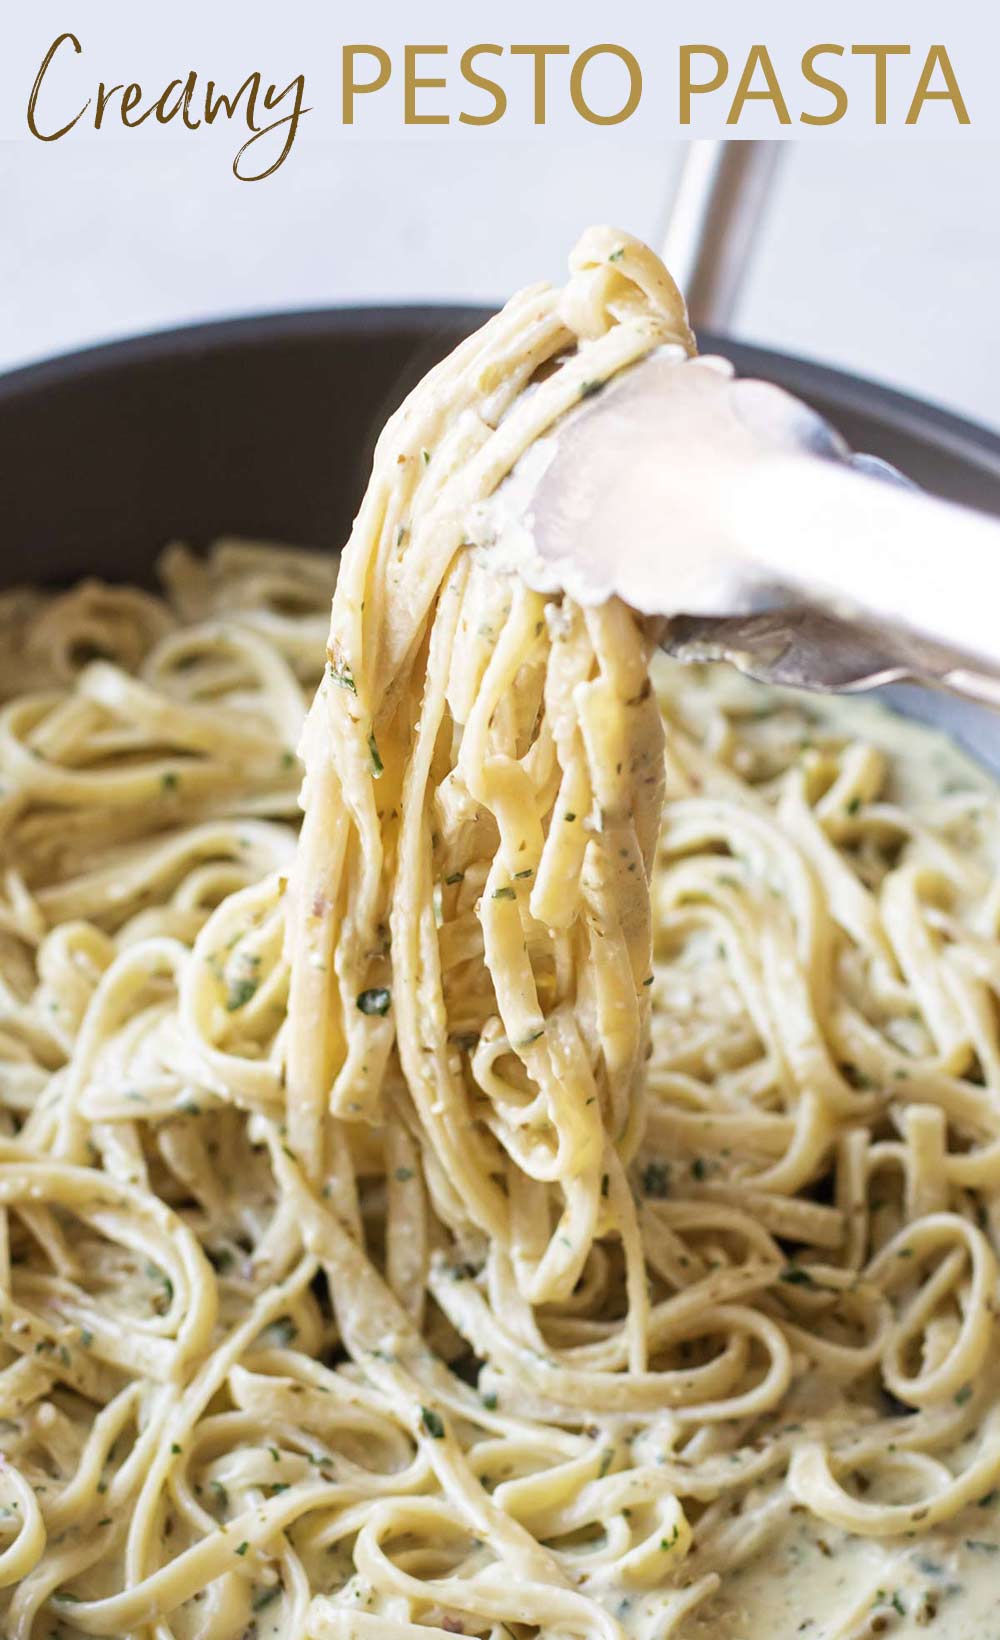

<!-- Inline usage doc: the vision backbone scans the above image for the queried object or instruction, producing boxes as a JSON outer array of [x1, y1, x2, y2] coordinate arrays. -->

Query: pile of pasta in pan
[[2, 232, 1000, 1640]]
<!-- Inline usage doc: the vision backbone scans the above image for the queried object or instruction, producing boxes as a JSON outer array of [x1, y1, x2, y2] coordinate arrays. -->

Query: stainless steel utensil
[[467, 143, 1000, 709], [470, 347, 1000, 707], [659, 141, 784, 333]]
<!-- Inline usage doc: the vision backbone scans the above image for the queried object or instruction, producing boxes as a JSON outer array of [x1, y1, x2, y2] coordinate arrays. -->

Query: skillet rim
[[0, 304, 997, 483]]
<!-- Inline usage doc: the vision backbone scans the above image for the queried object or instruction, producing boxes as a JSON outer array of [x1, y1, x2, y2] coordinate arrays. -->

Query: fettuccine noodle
[[2, 231, 1000, 1640]]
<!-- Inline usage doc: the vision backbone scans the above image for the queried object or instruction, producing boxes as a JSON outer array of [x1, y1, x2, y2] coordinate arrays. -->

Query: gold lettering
[[679, 45, 728, 123], [851, 44, 909, 125], [405, 45, 449, 124], [27, 31, 90, 141], [801, 44, 847, 124], [342, 45, 391, 124], [727, 45, 791, 125], [460, 44, 506, 125], [906, 44, 970, 124], [510, 44, 570, 124], [570, 44, 641, 125]]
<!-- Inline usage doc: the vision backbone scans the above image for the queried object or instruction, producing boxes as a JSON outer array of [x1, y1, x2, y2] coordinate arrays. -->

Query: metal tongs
[[484, 145, 1000, 709]]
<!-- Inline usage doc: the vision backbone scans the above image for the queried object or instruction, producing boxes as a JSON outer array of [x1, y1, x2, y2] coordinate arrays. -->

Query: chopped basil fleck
[[357, 987, 391, 1017], [641, 1161, 669, 1199], [327, 652, 357, 693], [780, 1267, 816, 1288], [226, 976, 259, 1011]]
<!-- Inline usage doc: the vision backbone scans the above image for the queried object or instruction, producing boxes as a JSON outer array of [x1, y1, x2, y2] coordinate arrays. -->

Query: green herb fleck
[[642, 1161, 669, 1199], [327, 652, 357, 693], [226, 976, 259, 1011], [357, 987, 391, 1017], [780, 1267, 817, 1289], [420, 1406, 445, 1439]]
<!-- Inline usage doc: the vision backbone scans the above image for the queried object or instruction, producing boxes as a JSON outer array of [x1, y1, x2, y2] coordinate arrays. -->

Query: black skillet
[[0, 306, 998, 761]]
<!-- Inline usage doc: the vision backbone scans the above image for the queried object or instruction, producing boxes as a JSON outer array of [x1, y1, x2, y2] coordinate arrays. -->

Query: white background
[[1, 137, 998, 432]]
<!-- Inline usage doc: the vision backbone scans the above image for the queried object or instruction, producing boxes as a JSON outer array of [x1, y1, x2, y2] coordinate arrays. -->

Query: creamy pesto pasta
[[1, 232, 1000, 1640]]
